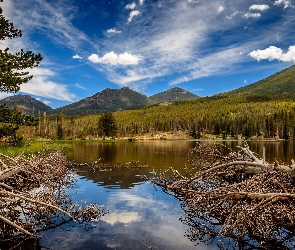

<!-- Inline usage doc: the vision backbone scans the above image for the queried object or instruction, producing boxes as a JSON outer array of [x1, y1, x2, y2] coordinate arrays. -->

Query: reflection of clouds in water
[[102, 211, 142, 225], [39, 181, 210, 250], [103, 188, 202, 249]]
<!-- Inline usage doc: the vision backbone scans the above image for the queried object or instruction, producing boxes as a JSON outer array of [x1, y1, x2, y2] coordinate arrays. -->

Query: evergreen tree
[[98, 113, 117, 138], [0, 104, 37, 145], [57, 124, 63, 140], [0, 2, 42, 92]]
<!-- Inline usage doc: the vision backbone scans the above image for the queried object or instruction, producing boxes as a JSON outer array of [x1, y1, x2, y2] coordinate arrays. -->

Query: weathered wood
[[0, 215, 33, 236], [188, 161, 267, 183], [0, 153, 17, 163], [0, 191, 74, 220], [211, 191, 295, 201], [0, 166, 23, 181]]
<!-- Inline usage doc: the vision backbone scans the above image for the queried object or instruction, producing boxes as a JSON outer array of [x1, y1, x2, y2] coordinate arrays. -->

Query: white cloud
[[102, 212, 142, 225], [19, 67, 76, 102], [108, 69, 163, 87], [191, 88, 203, 92], [43, 100, 51, 105], [88, 52, 143, 66], [226, 11, 240, 19], [107, 28, 122, 34], [244, 12, 261, 18], [139, 0, 144, 6], [125, 3, 136, 10], [249, 4, 270, 11], [1, 0, 88, 104], [274, 0, 292, 8], [217, 6, 225, 13], [75, 83, 87, 90], [128, 10, 141, 23], [11, 1, 93, 53], [73, 54, 83, 59], [169, 44, 251, 86], [249, 45, 295, 63]]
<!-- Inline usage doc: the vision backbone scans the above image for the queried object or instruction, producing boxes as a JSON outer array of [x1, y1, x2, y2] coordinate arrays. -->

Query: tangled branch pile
[[0, 150, 106, 240], [153, 142, 295, 248]]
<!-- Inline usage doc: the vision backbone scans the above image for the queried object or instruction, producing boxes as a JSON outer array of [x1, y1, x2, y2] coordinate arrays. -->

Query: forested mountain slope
[[225, 64, 295, 96], [52, 87, 153, 116], [52, 87, 200, 115]]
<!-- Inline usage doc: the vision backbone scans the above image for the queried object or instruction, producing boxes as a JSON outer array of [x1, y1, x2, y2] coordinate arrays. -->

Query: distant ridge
[[149, 87, 199, 102], [0, 87, 200, 116], [226, 64, 295, 96], [0, 94, 52, 116]]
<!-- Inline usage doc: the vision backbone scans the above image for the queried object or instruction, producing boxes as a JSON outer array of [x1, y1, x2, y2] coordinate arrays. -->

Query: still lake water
[[12, 140, 295, 249]]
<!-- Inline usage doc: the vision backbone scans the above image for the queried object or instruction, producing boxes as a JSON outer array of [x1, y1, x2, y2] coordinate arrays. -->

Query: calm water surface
[[14, 141, 295, 249]]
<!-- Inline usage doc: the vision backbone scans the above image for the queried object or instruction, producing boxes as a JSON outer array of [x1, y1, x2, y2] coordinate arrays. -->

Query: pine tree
[[98, 113, 117, 138], [0, 2, 42, 92]]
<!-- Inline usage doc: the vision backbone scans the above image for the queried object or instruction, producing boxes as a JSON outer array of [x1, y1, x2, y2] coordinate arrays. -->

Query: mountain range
[[0, 87, 199, 116], [0, 64, 295, 116]]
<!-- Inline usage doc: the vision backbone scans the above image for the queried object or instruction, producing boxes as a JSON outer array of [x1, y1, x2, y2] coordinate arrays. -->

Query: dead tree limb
[[188, 161, 267, 183], [0, 191, 74, 220], [0, 215, 33, 236]]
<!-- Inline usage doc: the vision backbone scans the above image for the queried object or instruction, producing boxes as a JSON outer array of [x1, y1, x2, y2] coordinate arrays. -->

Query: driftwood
[[153, 142, 295, 248], [0, 150, 106, 240]]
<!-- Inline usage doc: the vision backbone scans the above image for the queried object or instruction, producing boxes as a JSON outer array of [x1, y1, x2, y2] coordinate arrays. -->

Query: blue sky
[[0, 0, 294, 108]]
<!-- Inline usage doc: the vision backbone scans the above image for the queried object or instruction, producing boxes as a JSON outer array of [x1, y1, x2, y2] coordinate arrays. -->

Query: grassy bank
[[0, 140, 74, 157], [0, 138, 131, 157]]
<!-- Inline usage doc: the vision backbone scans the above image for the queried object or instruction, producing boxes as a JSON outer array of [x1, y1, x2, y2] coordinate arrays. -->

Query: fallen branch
[[0, 152, 18, 163], [210, 191, 295, 201], [0, 191, 74, 220], [188, 161, 267, 183], [0, 215, 33, 236]]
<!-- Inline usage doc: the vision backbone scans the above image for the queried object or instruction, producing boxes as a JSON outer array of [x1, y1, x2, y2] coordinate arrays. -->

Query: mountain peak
[[149, 87, 199, 102], [53, 87, 153, 115], [0, 94, 52, 116]]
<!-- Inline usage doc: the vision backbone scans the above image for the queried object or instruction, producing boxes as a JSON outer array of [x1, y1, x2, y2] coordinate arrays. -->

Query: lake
[[7, 140, 295, 249]]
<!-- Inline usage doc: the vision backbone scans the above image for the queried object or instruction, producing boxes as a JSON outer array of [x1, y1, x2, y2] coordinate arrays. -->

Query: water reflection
[[68, 140, 295, 189], [68, 141, 194, 168], [10, 140, 295, 249], [68, 140, 295, 167], [38, 177, 202, 250]]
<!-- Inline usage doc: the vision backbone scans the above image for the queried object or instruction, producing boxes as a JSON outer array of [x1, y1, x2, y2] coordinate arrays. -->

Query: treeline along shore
[[30, 94, 295, 141]]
